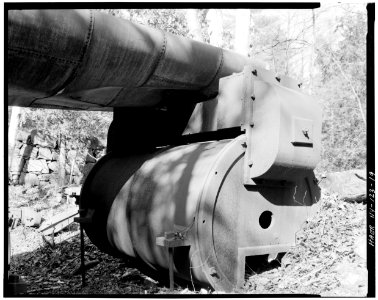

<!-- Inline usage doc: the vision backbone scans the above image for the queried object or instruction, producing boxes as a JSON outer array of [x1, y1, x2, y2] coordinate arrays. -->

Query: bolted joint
[[209, 267, 219, 278]]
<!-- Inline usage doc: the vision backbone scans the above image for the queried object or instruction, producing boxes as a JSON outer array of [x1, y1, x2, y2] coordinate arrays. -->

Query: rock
[[30, 130, 57, 148], [51, 151, 59, 161], [23, 173, 40, 187], [10, 156, 25, 173], [19, 144, 33, 158], [48, 161, 58, 172], [38, 174, 51, 181], [180, 288, 194, 294], [258, 277, 270, 286], [38, 147, 52, 160], [334, 262, 367, 296], [354, 235, 366, 260], [319, 169, 366, 203], [27, 159, 49, 173], [21, 207, 41, 227], [39, 181, 49, 187]]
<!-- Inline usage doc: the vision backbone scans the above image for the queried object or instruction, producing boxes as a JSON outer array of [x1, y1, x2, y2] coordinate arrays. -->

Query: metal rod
[[80, 223, 86, 287], [168, 247, 174, 290], [78, 193, 86, 288]]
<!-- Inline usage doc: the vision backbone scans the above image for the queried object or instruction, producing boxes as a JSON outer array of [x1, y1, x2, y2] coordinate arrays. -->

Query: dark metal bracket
[[72, 193, 94, 288], [156, 231, 191, 290]]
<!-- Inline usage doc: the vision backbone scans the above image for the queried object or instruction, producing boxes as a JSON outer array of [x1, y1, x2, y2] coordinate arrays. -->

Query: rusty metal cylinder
[[81, 136, 320, 291]]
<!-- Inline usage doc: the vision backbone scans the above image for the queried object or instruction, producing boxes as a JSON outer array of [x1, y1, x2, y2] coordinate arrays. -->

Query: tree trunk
[[284, 11, 291, 75], [185, 9, 203, 41], [8, 107, 22, 169], [58, 135, 67, 186], [309, 9, 316, 94], [234, 9, 251, 56], [206, 9, 223, 47]]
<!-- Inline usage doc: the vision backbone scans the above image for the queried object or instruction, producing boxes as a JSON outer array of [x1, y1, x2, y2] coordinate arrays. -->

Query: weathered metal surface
[[8, 9, 323, 292], [8, 9, 257, 110], [80, 136, 320, 291]]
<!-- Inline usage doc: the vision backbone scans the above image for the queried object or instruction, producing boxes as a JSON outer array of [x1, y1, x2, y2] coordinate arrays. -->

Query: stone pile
[[9, 130, 59, 186], [319, 169, 366, 203], [9, 130, 106, 187]]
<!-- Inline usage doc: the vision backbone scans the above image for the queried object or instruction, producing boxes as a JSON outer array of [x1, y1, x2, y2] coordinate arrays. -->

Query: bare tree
[[206, 9, 223, 47], [234, 9, 251, 56], [185, 9, 203, 41], [8, 107, 22, 168]]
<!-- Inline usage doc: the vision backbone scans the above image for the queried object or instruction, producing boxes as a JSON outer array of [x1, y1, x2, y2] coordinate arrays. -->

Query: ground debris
[[242, 192, 367, 296], [9, 186, 367, 295]]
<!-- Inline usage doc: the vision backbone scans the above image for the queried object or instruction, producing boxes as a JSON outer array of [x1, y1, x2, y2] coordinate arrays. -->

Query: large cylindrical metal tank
[[81, 136, 320, 291]]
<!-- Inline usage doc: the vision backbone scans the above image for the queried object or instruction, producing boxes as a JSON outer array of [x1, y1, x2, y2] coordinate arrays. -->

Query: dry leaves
[[9, 186, 367, 295]]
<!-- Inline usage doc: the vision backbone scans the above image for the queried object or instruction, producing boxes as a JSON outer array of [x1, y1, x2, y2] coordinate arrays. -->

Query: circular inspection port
[[259, 211, 273, 229]]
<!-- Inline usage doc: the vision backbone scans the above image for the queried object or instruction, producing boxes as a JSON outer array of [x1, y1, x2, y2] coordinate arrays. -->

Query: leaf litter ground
[[9, 186, 367, 296]]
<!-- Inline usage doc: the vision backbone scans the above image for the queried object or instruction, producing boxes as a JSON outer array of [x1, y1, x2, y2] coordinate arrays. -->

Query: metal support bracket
[[73, 201, 94, 287], [156, 231, 190, 290], [241, 65, 255, 185], [74, 208, 94, 224]]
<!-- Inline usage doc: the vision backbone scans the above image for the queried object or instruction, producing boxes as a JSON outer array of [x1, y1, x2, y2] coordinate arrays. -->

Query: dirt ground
[[8, 185, 368, 296]]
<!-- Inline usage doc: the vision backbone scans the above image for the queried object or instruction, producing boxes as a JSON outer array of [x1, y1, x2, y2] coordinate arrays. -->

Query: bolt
[[209, 267, 219, 278], [275, 76, 281, 82], [252, 70, 257, 76], [251, 95, 255, 101]]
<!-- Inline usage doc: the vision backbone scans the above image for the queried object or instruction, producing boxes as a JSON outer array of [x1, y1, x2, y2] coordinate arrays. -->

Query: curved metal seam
[[137, 30, 168, 88], [28, 10, 95, 107], [104, 87, 127, 107], [201, 48, 225, 93], [48, 9, 95, 96]]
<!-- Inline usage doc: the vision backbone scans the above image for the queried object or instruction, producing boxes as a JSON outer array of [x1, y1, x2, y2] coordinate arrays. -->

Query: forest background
[[7, 4, 367, 182]]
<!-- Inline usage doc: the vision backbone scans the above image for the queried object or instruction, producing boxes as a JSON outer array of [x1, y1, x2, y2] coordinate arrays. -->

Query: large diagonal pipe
[[8, 9, 255, 110]]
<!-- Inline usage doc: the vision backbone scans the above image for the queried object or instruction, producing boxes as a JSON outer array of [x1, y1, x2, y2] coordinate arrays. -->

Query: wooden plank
[[39, 208, 78, 235]]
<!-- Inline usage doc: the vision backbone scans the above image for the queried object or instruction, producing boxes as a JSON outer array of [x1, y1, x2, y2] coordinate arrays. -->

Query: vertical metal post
[[168, 247, 174, 290], [80, 222, 86, 287], [77, 193, 86, 287]]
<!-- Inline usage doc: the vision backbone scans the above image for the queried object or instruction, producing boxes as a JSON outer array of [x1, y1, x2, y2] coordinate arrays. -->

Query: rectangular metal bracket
[[74, 208, 95, 224], [156, 230, 191, 290]]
